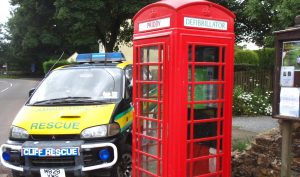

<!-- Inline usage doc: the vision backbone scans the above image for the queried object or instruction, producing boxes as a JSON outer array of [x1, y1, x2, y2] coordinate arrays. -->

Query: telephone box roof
[[134, 0, 235, 20]]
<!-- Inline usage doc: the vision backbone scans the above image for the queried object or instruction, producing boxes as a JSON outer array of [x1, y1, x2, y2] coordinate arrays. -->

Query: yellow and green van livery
[[0, 52, 133, 177]]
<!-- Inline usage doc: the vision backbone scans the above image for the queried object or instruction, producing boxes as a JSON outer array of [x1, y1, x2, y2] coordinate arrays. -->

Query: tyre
[[112, 144, 132, 177]]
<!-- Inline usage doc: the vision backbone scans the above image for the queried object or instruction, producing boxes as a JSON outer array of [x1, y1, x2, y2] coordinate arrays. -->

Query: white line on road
[[0, 81, 13, 93]]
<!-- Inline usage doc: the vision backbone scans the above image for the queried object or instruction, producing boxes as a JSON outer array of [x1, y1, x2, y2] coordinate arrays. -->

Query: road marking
[[0, 81, 13, 93]]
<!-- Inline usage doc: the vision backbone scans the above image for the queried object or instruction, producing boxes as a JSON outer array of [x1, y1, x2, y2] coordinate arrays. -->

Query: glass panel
[[140, 119, 161, 139], [188, 106, 217, 120], [193, 141, 218, 158], [193, 84, 219, 103], [194, 66, 219, 81], [140, 138, 160, 157], [141, 84, 160, 100], [139, 154, 159, 175], [141, 46, 159, 63], [187, 144, 220, 176], [193, 122, 218, 140], [140, 101, 159, 117], [140, 171, 156, 177], [195, 46, 219, 62], [188, 65, 193, 82], [141, 65, 162, 81]]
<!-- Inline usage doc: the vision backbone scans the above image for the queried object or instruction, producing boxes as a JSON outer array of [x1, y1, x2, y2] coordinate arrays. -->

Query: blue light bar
[[76, 52, 125, 63]]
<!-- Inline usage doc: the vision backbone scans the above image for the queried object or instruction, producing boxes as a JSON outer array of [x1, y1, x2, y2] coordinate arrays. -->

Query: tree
[[7, 0, 63, 73], [211, 0, 250, 44], [54, 0, 157, 52], [4, 0, 157, 73], [242, 0, 300, 47]]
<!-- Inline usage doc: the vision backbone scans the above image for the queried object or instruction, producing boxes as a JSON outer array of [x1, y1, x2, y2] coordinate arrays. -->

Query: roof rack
[[75, 52, 125, 63]]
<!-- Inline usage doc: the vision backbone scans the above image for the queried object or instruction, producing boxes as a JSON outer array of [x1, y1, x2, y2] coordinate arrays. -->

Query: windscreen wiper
[[31, 97, 92, 105]]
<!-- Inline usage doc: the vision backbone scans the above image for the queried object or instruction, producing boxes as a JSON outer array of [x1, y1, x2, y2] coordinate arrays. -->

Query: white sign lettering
[[184, 17, 228, 31], [139, 17, 170, 32]]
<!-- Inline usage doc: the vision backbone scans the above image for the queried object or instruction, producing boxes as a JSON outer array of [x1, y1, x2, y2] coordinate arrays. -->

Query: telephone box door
[[133, 37, 169, 177], [183, 36, 233, 177]]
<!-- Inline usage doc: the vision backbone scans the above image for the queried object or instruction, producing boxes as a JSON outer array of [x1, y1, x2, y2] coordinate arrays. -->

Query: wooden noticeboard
[[273, 15, 300, 177]]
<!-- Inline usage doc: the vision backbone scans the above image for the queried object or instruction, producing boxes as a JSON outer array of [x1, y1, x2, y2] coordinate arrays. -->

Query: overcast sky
[[0, 0, 11, 24]]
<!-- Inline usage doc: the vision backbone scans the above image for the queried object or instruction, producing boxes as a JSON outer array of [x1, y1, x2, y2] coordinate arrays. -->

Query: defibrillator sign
[[184, 17, 228, 30]]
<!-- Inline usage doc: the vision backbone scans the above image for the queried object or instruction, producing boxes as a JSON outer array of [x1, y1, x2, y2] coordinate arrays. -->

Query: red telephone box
[[132, 0, 235, 176]]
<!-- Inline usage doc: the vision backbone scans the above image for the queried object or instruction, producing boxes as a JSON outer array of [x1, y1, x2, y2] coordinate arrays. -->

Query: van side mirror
[[29, 88, 35, 97]]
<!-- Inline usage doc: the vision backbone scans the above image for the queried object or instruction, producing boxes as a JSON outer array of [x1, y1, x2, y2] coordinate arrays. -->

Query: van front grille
[[30, 156, 75, 167], [30, 135, 80, 141]]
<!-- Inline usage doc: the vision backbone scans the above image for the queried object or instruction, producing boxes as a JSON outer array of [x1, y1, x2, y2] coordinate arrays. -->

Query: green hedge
[[43, 60, 70, 74], [256, 48, 275, 70], [235, 50, 259, 65]]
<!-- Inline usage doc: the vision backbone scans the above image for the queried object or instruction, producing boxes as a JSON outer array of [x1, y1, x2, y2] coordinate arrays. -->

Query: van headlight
[[80, 123, 120, 139], [10, 126, 29, 140]]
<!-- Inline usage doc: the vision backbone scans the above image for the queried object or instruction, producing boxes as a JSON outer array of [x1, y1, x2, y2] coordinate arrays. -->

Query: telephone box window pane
[[141, 46, 159, 63], [187, 143, 221, 176], [140, 119, 161, 139], [139, 154, 159, 175], [141, 65, 162, 81], [139, 171, 156, 177], [194, 66, 219, 81], [141, 101, 159, 117], [140, 137, 160, 157], [193, 122, 218, 139], [188, 107, 217, 120], [193, 84, 219, 102], [188, 65, 192, 82], [188, 141, 218, 158], [195, 46, 219, 62], [141, 84, 161, 100]]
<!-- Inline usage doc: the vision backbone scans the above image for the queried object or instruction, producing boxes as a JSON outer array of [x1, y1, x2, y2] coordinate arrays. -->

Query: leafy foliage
[[233, 86, 272, 116], [2, 0, 157, 74], [232, 139, 250, 152], [1, 0, 299, 74], [256, 48, 275, 70], [242, 0, 300, 47], [53, 0, 157, 52], [235, 50, 259, 65], [42, 60, 71, 74]]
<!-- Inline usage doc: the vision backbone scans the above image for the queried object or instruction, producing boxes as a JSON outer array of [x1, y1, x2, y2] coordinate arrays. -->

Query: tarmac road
[[0, 78, 40, 176], [0, 79, 40, 144]]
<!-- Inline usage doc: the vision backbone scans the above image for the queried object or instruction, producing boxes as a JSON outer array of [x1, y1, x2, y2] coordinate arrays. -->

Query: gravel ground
[[232, 116, 279, 133]]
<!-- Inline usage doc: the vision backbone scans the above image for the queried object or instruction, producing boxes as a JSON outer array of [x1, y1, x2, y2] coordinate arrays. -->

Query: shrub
[[233, 86, 272, 116], [43, 60, 70, 74], [232, 139, 250, 152], [256, 48, 275, 70], [235, 50, 259, 65]]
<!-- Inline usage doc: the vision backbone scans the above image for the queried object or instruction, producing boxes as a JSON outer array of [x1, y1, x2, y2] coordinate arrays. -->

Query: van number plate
[[22, 147, 79, 157], [40, 169, 65, 177]]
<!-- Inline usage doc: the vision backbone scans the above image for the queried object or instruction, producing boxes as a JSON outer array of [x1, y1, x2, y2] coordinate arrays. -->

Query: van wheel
[[112, 145, 132, 177]]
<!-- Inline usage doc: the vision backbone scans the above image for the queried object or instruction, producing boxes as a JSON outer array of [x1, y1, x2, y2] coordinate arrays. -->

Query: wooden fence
[[234, 70, 273, 91]]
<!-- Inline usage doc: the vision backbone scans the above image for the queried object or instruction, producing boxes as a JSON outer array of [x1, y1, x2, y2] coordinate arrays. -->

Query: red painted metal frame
[[133, 1, 235, 177]]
